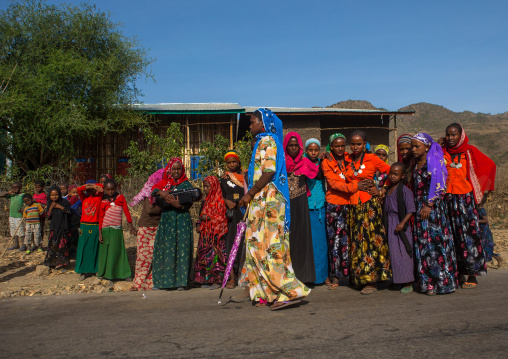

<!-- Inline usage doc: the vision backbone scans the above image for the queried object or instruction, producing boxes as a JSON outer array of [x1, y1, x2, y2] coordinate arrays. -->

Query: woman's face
[[249, 115, 264, 136], [445, 126, 461, 148], [398, 142, 412, 162], [330, 138, 346, 158], [50, 189, 59, 202], [350, 135, 365, 156], [171, 162, 183, 180], [226, 157, 240, 172], [375, 149, 388, 162], [203, 180, 210, 196], [305, 143, 320, 162], [286, 137, 300, 159], [411, 139, 428, 159], [104, 183, 116, 197]]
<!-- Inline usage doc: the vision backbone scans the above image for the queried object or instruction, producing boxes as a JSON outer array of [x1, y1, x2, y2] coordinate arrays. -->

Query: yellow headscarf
[[374, 144, 389, 162]]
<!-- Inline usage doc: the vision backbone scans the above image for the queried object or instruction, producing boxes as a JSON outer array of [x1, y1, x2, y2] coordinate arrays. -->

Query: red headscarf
[[444, 124, 496, 204], [199, 176, 228, 239], [151, 158, 189, 199], [283, 132, 318, 179]]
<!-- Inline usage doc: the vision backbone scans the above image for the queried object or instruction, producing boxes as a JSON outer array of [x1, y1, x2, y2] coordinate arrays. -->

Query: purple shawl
[[412, 133, 448, 203], [129, 168, 165, 207]]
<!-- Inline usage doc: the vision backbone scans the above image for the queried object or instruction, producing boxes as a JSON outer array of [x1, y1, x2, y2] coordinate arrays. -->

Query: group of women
[[128, 107, 497, 310]]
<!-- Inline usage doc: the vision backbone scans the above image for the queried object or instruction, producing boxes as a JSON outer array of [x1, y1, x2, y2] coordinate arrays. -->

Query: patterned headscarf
[[397, 134, 413, 163], [224, 150, 240, 162], [326, 133, 346, 152], [129, 168, 165, 207], [248, 108, 291, 232], [199, 176, 228, 239], [374, 144, 389, 163], [224, 150, 244, 188], [412, 133, 448, 203]]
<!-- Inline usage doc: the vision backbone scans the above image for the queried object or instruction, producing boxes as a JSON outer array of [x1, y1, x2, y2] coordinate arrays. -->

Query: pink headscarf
[[283, 132, 319, 179], [129, 168, 165, 207]]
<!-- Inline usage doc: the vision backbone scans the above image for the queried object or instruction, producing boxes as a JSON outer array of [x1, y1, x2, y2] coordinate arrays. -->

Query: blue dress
[[307, 164, 328, 284]]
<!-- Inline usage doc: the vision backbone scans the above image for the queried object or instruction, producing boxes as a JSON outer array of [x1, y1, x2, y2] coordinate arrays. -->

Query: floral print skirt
[[444, 192, 487, 276], [194, 234, 227, 284], [414, 198, 458, 294], [326, 203, 349, 279], [133, 226, 157, 290], [44, 230, 70, 267], [239, 184, 310, 303], [348, 198, 391, 286]]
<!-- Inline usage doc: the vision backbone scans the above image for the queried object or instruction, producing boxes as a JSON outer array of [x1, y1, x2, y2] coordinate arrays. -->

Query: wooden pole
[[186, 116, 191, 169], [229, 115, 234, 149]]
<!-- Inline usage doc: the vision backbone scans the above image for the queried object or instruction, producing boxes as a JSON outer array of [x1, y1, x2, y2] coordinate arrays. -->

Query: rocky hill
[[328, 100, 508, 166]]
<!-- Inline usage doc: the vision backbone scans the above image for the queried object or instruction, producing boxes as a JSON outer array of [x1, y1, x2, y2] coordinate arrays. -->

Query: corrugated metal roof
[[243, 106, 414, 115], [133, 103, 244, 114]]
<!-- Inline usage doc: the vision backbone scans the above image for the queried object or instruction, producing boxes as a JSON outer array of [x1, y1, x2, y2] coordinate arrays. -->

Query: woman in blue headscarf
[[238, 108, 310, 310]]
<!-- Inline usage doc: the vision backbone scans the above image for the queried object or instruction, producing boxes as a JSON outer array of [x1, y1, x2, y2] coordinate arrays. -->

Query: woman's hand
[[318, 152, 332, 161], [367, 187, 380, 196], [420, 205, 431, 220], [94, 185, 103, 193], [395, 223, 405, 232], [224, 199, 236, 209], [239, 193, 252, 208], [99, 232, 104, 243], [168, 195, 181, 208], [357, 179, 374, 192]]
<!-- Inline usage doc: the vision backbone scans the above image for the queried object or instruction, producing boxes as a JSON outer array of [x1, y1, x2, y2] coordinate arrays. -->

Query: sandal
[[324, 278, 332, 287], [226, 280, 236, 289], [426, 290, 436, 296], [270, 300, 301, 311], [461, 282, 478, 289], [360, 285, 377, 295], [327, 284, 339, 290]]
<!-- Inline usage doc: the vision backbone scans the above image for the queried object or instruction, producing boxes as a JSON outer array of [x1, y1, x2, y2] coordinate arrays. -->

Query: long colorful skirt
[[133, 226, 157, 290], [348, 198, 391, 286], [194, 234, 227, 284], [414, 198, 458, 293], [478, 207, 495, 262], [326, 203, 349, 279], [152, 210, 193, 289], [75, 223, 99, 274], [444, 192, 487, 276], [97, 227, 132, 280], [240, 184, 310, 303], [44, 230, 70, 267], [310, 206, 328, 284]]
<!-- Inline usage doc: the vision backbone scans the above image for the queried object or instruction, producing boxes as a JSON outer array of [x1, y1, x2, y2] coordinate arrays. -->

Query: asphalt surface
[[1, 270, 507, 358]]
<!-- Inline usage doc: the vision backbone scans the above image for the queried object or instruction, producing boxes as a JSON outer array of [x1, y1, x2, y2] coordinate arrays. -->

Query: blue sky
[[3, 0, 508, 113]]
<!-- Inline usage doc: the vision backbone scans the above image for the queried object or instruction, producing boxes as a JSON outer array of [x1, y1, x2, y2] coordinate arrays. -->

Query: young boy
[[0, 182, 25, 250], [22, 194, 45, 253], [33, 180, 47, 245]]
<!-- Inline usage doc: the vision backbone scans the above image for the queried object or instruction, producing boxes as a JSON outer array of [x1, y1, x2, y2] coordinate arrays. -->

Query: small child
[[33, 180, 48, 245], [97, 179, 136, 282], [22, 194, 45, 253], [383, 162, 416, 293], [194, 176, 228, 289], [67, 184, 82, 257], [59, 183, 69, 200], [0, 182, 25, 250], [478, 194, 503, 267]]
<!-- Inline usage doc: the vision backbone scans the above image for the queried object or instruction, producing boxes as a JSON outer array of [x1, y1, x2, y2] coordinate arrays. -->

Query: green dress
[[152, 181, 194, 289]]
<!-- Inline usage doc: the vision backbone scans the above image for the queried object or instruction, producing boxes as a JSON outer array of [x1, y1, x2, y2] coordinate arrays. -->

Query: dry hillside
[[329, 100, 508, 166]]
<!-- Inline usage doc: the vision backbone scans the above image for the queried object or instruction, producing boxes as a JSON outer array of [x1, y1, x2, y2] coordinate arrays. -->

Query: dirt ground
[[0, 229, 506, 298]]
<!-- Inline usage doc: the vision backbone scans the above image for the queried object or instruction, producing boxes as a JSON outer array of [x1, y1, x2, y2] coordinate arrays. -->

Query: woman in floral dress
[[411, 133, 458, 295], [238, 108, 310, 310]]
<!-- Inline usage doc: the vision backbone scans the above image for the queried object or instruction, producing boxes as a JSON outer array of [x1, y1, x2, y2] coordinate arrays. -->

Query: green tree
[[0, 0, 154, 172], [196, 131, 253, 178], [124, 123, 185, 179]]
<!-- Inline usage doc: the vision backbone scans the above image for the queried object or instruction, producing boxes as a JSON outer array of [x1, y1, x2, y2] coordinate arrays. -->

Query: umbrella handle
[[242, 203, 250, 222]]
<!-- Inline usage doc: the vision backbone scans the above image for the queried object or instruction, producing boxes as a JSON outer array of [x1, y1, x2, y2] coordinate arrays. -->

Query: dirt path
[[0, 229, 506, 298]]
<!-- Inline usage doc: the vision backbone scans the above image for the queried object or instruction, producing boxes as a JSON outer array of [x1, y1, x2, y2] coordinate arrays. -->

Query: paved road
[[1, 270, 507, 358]]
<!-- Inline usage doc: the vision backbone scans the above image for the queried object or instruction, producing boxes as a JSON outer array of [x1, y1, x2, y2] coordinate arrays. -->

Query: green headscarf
[[326, 133, 346, 152]]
